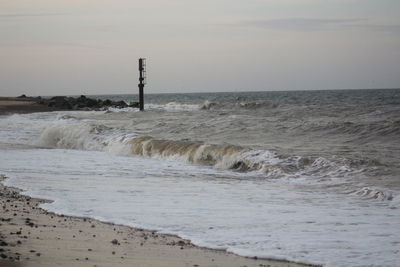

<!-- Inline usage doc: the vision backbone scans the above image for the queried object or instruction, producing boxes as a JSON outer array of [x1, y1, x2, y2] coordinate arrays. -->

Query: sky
[[0, 0, 399, 96]]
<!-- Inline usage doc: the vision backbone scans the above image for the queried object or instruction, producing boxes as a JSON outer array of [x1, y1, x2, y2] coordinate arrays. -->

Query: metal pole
[[138, 58, 145, 111]]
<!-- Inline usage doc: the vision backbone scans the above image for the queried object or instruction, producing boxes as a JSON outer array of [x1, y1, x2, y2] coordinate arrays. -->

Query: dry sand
[[0, 97, 56, 115], [0, 175, 318, 267]]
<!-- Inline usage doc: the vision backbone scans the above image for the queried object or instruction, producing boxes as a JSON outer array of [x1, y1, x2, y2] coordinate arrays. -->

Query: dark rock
[[47, 96, 72, 109], [103, 99, 112, 106], [129, 102, 139, 108], [111, 239, 119, 245], [37, 95, 138, 111], [85, 98, 98, 108], [113, 100, 128, 108]]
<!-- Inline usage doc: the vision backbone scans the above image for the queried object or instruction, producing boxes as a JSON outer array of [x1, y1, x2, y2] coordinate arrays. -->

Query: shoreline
[[0, 95, 136, 116], [0, 97, 59, 115], [0, 175, 317, 267], [0, 100, 320, 266]]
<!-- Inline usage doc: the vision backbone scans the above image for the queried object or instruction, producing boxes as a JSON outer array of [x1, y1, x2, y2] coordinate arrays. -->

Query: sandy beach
[[2, 91, 399, 266], [0, 97, 312, 267], [0, 174, 314, 267], [0, 97, 57, 115], [0, 98, 316, 267], [0, 97, 316, 267]]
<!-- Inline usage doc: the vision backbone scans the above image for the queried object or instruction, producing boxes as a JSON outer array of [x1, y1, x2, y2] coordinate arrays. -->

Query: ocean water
[[0, 89, 400, 266]]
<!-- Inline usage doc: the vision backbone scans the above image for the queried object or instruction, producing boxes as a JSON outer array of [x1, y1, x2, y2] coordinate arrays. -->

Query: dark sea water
[[1, 88, 400, 266], [96, 89, 400, 191]]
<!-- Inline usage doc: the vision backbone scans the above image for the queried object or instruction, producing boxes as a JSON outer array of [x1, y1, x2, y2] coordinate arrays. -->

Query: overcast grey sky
[[1, 0, 399, 96]]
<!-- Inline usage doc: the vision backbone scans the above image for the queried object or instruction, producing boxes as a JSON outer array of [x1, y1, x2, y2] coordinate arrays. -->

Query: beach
[[0, 98, 312, 267], [1, 0, 399, 265], [1, 90, 399, 267], [0, 174, 311, 267]]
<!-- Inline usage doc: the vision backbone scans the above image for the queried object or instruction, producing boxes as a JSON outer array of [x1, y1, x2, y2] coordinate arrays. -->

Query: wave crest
[[146, 102, 200, 111], [199, 100, 278, 110], [36, 123, 354, 178], [37, 123, 113, 150], [35, 122, 399, 204], [129, 136, 246, 168], [352, 187, 394, 201]]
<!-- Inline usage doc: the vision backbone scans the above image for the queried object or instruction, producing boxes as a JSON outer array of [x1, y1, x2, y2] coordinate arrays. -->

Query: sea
[[0, 89, 399, 266]]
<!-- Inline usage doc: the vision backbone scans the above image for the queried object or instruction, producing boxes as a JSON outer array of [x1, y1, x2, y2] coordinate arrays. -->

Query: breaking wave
[[36, 123, 326, 176], [36, 123, 337, 177], [199, 100, 279, 110], [352, 187, 394, 201], [35, 121, 399, 206], [35, 123, 364, 180], [146, 102, 200, 111], [37, 123, 112, 150]]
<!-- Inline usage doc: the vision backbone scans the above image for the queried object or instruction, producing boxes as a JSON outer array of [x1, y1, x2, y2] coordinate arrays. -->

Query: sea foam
[[1, 149, 400, 267]]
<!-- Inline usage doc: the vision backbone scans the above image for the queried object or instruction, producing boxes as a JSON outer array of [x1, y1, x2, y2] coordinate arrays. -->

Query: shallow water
[[1, 89, 400, 266]]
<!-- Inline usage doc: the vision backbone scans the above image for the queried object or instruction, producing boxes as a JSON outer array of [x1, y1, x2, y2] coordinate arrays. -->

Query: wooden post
[[138, 58, 146, 111]]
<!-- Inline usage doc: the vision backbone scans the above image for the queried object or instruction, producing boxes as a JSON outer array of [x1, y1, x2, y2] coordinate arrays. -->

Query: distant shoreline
[[0, 95, 136, 115], [0, 96, 60, 115]]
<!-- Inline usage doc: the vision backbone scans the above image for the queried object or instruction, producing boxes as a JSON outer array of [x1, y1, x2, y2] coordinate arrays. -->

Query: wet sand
[[0, 175, 318, 267]]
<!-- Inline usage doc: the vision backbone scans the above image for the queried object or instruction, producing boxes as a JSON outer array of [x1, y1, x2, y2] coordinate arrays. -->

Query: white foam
[[30, 121, 400, 208], [1, 149, 400, 267], [0, 112, 60, 147], [146, 102, 200, 111], [1, 108, 400, 266], [353, 187, 394, 201], [106, 107, 139, 113]]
